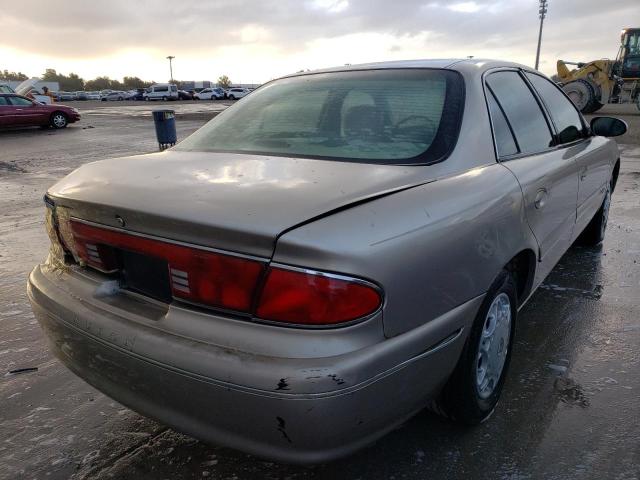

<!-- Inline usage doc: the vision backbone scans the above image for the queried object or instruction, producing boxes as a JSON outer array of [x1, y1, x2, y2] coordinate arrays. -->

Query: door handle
[[534, 189, 547, 209]]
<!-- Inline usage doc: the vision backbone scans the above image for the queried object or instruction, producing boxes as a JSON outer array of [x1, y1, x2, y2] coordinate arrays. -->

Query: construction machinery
[[556, 28, 640, 113]]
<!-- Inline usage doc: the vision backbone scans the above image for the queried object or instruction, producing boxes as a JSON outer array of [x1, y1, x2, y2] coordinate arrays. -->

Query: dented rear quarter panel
[[274, 162, 535, 337]]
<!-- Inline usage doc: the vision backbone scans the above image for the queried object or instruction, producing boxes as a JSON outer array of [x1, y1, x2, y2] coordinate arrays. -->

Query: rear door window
[[486, 71, 553, 155], [486, 89, 518, 157], [8, 96, 33, 106], [0, 97, 9, 106], [524, 72, 585, 144]]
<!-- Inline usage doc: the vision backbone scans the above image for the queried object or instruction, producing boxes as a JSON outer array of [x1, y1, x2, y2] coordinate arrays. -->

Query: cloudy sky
[[1, 0, 638, 83]]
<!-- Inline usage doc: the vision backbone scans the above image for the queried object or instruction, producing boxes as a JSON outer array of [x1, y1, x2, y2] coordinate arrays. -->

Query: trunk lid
[[48, 151, 431, 257]]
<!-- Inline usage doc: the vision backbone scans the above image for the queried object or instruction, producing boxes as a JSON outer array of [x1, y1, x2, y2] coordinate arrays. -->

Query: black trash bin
[[152, 110, 177, 150]]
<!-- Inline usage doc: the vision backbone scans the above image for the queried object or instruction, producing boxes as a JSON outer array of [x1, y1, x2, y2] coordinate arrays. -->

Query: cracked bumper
[[28, 264, 480, 463]]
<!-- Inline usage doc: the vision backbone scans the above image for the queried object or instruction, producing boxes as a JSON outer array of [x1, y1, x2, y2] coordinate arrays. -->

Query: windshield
[[176, 69, 464, 164]]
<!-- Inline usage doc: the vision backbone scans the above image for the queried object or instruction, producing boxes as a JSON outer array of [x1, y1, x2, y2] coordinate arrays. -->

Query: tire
[[162, 96, 167, 101], [50, 112, 68, 129], [431, 270, 517, 424], [229, 95, 235, 100], [144, 97, 150, 101], [562, 79, 600, 113], [577, 183, 611, 246], [118, 96, 123, 101]]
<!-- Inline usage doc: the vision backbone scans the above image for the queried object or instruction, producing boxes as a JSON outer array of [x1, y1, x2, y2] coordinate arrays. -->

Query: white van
[[143, 83, 178, 101]]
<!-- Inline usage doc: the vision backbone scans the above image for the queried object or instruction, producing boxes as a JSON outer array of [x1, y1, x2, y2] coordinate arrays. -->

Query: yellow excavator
[[556, 28, 640, 113]]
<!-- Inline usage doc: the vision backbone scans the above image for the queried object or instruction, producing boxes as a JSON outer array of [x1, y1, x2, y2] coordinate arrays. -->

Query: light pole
[[535, 0, 548, 70], [166, 56, 175, 83]]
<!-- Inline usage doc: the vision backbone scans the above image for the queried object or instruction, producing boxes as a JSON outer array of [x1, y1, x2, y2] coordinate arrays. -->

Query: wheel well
[[505, 250, 536, 305], [612, 160, 620, 192]]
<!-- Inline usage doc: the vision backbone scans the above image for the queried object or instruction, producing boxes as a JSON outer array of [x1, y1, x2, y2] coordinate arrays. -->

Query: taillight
[[255, 267, 382, 325], [46, 212, 383, 326], [69, 220, 264, 312]]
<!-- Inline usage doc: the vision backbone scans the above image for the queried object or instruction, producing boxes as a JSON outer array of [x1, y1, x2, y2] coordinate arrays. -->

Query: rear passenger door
[[0, 96, 12, 126], [485, 70, 579, 283], [6, 95, 40, 125], [523, 72, 612, 236]]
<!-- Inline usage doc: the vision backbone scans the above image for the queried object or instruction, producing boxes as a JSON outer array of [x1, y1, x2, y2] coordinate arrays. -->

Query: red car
[[0, 94, 80, 129]]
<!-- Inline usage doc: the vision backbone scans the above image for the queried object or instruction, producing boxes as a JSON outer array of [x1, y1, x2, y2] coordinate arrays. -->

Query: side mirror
[[590, 116, 628, 137]]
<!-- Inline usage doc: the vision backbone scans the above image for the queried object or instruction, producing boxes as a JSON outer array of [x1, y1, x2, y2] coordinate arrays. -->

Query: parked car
[[101, 91, 126, 101], [177, 89, 193, 100], [193, 87, 224, 100], [143, 83, 178, 101], [226, 87, 250, 99], [0, 93, 80, 128], [126, 88, 146, 101], [86, 91, 101, 100], [55, 91, 75, 101], [29, 59, 625, 464], [74, 91, 88, 101]]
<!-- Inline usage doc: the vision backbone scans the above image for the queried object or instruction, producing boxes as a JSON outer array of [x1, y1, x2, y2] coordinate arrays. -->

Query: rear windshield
[[176, 69, 464, 164]]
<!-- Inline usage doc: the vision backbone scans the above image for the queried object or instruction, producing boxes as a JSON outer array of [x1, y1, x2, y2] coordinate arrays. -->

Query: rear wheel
[[50, 112, 68, 129], [577, 183, 611, 246], [162, 96, 168, 101], [563, 79, 600, 113], [430, 270, 517, 424], [229, 94, 235, 100]]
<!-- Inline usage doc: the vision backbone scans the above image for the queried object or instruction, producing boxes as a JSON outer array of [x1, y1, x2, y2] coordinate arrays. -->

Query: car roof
[[281, 58, 534, 78]]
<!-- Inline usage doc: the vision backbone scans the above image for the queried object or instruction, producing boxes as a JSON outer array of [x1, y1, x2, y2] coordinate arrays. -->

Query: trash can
[[152, 110, 177, 150]]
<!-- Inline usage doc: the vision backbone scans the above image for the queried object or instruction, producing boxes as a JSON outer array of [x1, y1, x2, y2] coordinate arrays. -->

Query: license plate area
[[119, 249, 172, 303]]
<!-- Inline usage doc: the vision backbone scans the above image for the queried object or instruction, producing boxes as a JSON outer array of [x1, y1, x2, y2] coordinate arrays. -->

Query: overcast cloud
[[1, 0, 638, 82]]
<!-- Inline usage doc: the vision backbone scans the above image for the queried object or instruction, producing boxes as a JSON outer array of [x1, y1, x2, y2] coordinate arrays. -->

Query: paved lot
[[1, 104, 639, 479]]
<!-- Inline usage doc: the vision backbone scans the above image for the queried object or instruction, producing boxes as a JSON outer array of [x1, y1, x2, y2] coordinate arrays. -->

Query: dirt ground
[[0, 102, 639, 480]]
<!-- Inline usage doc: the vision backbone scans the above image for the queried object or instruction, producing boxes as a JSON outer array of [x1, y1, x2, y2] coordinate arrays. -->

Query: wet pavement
[[1, 106, 639, 479]]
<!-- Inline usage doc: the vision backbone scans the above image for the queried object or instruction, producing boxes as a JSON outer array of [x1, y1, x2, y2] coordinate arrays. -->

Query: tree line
[[1, 68, 233, 91]]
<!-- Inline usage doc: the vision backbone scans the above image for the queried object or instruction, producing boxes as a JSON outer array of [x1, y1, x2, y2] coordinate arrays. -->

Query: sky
[[1, 0, 638, 84]]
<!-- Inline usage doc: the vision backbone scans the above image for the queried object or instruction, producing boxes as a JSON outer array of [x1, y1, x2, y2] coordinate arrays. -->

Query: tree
[[217, 75, 232, 88], [41, 68, 85, 91], [122, 76, 152, 89], [0, 69, 29, 81], [85, 76, 116, 91], [64, 73, 85, 91]]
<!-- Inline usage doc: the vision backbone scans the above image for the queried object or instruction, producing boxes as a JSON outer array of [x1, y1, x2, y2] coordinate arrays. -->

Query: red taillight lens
[[69, 220, 264, 312], [57, 217, 382, 326], [256, 267, 382, 325]]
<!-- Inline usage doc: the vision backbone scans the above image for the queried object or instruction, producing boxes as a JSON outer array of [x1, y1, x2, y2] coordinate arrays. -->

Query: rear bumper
[[28, 264, 482, 463]]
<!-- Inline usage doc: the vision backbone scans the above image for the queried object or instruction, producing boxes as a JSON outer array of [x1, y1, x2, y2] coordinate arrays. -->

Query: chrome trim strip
[[267, 262, 384, 297], [172, 284, 190, 294], [171, 276, 189, 287], [169, 268, 188, 278]]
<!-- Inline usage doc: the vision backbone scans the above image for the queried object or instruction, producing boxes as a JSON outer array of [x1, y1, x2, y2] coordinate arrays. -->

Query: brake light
[[255, 267, 382, 325], [49, 214, 382, 325], [69, 220, 264, 312]]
